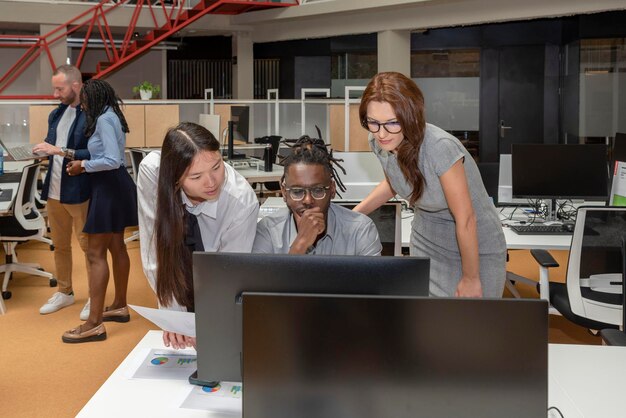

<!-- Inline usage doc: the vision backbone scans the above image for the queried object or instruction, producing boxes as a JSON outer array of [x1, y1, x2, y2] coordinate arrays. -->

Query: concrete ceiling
[[0, 0, 625, 41]]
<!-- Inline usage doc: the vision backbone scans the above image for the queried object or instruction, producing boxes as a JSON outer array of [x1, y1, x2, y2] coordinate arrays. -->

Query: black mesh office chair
[[531, 207, 626, 330], [0, 163, 56, 300], [600, 236, 626, 345]]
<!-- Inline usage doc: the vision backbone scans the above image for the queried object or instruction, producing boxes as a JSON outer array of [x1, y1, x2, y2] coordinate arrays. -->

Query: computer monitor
[[497, 154, 528, 206], [512, 144, 609, 213], [335, 200, 402, 256], [242, 294, 548, 418], [192, 252, 430, 386], [230, 105, 249, 143]]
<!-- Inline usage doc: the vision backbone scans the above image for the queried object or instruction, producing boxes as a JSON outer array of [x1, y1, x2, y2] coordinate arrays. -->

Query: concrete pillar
[[233, 32, 253, 99], [39, 24, 68, 94], [377, 30, 411, 77]]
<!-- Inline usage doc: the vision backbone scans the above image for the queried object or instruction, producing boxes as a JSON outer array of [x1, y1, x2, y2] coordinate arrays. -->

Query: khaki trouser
[[46, 198, 90, 295]]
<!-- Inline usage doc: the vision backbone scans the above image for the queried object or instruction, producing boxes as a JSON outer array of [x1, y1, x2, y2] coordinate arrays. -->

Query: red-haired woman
[[355, 72, 506, 298]]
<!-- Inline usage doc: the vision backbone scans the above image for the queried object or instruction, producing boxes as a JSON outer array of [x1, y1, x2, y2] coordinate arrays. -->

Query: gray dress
[[370, 123, 506, 297]]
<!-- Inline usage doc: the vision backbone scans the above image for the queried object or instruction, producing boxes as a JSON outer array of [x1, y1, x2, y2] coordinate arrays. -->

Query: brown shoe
[[102, 306, 130, 323], [62, 323, 107, 344]]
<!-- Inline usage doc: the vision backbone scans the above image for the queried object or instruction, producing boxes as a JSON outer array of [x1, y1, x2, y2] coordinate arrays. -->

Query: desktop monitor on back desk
[[497, 154, 528, 206], [192, 252, 430, 386], [511, 144, 609, 215], [335, 200, 402, 256], [242, 294, 549, 418]]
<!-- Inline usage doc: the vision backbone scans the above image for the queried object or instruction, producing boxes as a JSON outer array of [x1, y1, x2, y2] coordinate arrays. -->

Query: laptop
[[0, 138, 47, 161], [242, 294, 548, 418]]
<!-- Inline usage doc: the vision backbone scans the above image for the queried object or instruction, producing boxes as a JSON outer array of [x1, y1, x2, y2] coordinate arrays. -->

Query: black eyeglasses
[[363, 119, 402, 134], [283, 186, 331, 201]]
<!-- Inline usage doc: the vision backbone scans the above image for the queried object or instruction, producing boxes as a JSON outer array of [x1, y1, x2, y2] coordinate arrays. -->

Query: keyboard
[[509, 224, 572, 235], [9, 145, 43, 160]]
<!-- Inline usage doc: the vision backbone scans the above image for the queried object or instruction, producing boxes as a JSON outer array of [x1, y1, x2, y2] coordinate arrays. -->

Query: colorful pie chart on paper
[[202, 384, 221, 393], [150, 356, 169, 365]]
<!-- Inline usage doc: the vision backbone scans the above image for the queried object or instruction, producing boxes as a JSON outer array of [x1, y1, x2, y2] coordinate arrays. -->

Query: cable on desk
[[547, 406, 564, 417]]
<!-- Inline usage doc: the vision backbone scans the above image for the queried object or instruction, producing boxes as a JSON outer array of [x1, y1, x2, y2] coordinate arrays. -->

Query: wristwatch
[[61, 147, 75, 160]]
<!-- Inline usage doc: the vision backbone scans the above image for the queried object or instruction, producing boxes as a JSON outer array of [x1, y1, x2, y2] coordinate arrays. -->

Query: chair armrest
[[530, 249, 559, 268]]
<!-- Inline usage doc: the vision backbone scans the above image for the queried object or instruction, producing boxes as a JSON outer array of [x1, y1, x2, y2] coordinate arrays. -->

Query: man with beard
[[33, 65, 91, 318], [252, 136, 382, 256]]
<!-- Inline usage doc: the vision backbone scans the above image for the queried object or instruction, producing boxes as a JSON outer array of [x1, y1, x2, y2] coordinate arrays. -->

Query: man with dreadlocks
[[253, 135, 382, 255]]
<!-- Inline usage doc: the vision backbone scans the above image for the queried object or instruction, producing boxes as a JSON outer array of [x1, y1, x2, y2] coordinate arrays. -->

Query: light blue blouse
[[84, 107, 126, 172]]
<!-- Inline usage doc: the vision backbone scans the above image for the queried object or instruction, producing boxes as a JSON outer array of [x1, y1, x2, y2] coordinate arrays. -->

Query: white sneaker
[[79, 298, 91, 321], [40, 292, 75, 315]]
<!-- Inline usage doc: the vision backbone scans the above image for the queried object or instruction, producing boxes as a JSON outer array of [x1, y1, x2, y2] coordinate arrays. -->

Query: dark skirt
[[83, 166, 138, 234]]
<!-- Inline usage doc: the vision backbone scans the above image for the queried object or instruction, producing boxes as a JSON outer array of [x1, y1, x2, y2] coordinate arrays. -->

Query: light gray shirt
[[370, 123, 505, 256], [253, 203, 382, 256]]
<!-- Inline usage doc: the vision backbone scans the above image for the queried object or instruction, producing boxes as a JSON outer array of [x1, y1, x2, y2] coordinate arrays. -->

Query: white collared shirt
[[48, 105, 76, 200], [137, 151, 259, 310]]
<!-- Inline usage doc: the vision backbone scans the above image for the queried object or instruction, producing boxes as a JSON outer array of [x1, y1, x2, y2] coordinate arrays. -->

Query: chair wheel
[[49, 278, 57, 287], [2, 291, 11, 300], [38, 267, 44, 271], [50, 245, 55, 251]]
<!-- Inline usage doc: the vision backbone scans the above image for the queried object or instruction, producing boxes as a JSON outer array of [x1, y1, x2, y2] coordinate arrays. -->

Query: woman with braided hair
[[355, 72, 506, 298], [62, 79, 137, 343], [252, 134, 382, 255]]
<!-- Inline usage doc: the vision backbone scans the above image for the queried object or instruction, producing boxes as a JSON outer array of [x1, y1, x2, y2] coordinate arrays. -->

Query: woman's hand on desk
[[163, 331, 196, 350]]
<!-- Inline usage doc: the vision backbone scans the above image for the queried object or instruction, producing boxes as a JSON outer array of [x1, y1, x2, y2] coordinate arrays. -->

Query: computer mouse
[[563, 223, 575, 233]]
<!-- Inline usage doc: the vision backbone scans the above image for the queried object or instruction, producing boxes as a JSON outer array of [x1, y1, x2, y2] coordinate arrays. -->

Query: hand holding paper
[[129, 304, 196, 337]]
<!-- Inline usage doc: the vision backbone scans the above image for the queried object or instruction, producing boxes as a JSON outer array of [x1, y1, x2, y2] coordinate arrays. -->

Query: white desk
[[230, 161, 282, 183], [401, 210, 572, 251], [78, 330, 626, 418]]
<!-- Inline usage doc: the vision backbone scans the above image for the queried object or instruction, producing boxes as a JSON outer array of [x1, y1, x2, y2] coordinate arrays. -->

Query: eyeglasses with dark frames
[[362, 119, 402, 134], [283, 185, 331, 201]]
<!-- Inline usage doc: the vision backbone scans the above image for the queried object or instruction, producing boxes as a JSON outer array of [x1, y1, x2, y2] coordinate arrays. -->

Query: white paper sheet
[[129, 304, 196, 337]]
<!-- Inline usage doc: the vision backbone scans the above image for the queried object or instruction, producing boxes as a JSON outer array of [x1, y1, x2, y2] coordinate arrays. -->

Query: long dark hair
[[155, 122, 220, 310], [359, 72, 426, 206], [80, 78, 129, 138]]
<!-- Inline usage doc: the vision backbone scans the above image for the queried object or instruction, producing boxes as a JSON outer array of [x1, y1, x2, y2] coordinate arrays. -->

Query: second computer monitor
[[511, 144, 609, 200], [192, 252, 430, 385]]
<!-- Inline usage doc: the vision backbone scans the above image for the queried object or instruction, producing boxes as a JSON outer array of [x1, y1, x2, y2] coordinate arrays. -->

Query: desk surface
[[401, 209, 572, 251], [77, 330, 626, 418]]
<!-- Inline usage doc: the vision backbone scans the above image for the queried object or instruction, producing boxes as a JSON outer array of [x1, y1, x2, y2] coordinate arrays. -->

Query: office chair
[[0, 163, 56, 300], [531, 207, 626, 330], [124, 148, 146, 244], [600, 236, 626, 345]]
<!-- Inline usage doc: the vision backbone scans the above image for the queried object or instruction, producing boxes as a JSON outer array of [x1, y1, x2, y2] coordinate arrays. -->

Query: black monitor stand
[[225, 121, 246, 160]]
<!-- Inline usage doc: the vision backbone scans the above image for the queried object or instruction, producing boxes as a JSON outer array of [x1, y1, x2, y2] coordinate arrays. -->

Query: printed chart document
[[132, 348, 197, 380], [129, 304, 195, 337], [610, 161, 626, 206], [180, 381, 242, 413]]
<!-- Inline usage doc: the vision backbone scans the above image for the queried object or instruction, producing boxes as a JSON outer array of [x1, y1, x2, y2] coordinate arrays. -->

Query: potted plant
[[132, 81, 160, 100]]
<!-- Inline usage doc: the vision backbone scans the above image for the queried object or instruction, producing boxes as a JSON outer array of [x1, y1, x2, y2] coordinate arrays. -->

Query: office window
[[411, 49, 480, 159], [410, 49, 480, 78], [570, 38, 626, 142], [330, 52, 377, 97]]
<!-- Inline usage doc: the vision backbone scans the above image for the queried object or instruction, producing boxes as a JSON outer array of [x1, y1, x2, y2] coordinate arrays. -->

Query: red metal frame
[[0, 0, 299, 98]]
